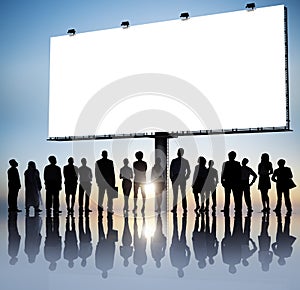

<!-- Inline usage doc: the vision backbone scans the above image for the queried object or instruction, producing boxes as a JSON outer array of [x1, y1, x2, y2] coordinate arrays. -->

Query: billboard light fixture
[[67, 28, 76, 36], [121, 21, 130, 28], [180, 12, 190, 20], [245, 3, 256, 11]]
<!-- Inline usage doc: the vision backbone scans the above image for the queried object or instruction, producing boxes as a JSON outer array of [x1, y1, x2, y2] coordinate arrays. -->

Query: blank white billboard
[[48, 5, 287, 138]]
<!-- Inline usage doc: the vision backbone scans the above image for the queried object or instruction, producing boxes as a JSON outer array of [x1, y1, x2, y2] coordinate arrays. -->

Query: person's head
[[81, 158, 87, 166], [102, 150, 108, 159], [68, 157, 74, 165], [229, 265, 237, 274], [135, 151, 143, 160], [177, 148, 184, 157], [278, 257, 286, 266], [81, 259, 87, 267], [261, 153, 270, 163], [177, 269, 184, 278], [102, 271, 108, 279], [48, 155, 57, 165], [228, 151, 236, 161], [49, 262, 57, 271], [123, 158, 129, 166], [28, 161, 36, 170], [208, 160, 214, 167], [198, 260, 206, 269], [9, 159, 18, 167], [242, 259, 249, 267], [277, 159, 286, 168], [242, 158, 249, 166]]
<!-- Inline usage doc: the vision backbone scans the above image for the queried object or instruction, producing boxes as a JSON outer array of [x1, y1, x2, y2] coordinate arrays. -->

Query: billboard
[[48, 5, 288, 139]]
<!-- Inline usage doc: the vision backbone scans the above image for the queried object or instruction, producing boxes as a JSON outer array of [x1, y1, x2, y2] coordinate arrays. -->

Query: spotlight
[[67, 28, 76, 36], [180, 12, 190, 20], [121, 21, 130, 28], [245, 3, 256, 10]]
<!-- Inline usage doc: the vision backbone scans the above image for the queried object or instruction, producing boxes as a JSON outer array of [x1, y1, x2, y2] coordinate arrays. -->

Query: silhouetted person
[[133, 216, 147, 275], [64, 215, 78, 268], [241, 158, 257, 212], [206, 212, 219, 265], [120, 216, 133, 267], [170, 213, 190, 277], [63, 157, 78, 214], [78, 158, 93, 214], [170, 148, 191, 213], [192, 213, 208, 269], [8, 212, 21, 265], [272, 159, 294, 213], [151, 157, 166, 213], [272, 213, 296, 266], [44, 156, 62, 215], [119, 158, 133, 214], [258, 153, 273, 213], [95, 150, 116, 213], [207, 160, 219, 212], [221, 213, 243, 274], [25, 161, 42, 214], [192, 156, 208, 213], [95, 213, 118, 278], [24, 214, 42, 264], [151, 214, 166, 268], [258, 213, 273, 271], [7, 159, 21, 212], [44, 215, 62, 271], [241, 213, 257, 267], [78, 215, 93, 267], [221, 151, 241, 213], [133, 151, 147, 213]]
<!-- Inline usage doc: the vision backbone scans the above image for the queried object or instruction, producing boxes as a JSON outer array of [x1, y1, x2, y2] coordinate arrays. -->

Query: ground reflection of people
[[95, 213, 118, 278], [120, 215, 133, 267], [206, 212, 219, 265], [221, 213, 242, 274], [44, 215, 62, 271], [170, 213, 190, 277], [272, 213, 296, 266], [151, 158, 166, 213], [8, 212, 21, 265], [151, 214, 166, 268], [64, 215, 78, 268], [25, 214, 42, 263], [133, 216, 147, 275], [241, 213, 257, 267], [258, 213, 273, 271], [78, 215, 93, 267]]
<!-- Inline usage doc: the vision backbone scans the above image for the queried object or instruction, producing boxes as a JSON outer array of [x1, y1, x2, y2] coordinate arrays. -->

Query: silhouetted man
[[207, 160, 219, 212], [44, 156, 62, 215], [95, 151, 116, 213], [221, 151, 241, 213], [133, 151, 147, 213], [78, 215, 93, 267], [63, 157, 78, 214], [170, 148, 191, 213], [151, 214, 166, 268], [78, 158, 93, 214], [7, 159, 21, 212]]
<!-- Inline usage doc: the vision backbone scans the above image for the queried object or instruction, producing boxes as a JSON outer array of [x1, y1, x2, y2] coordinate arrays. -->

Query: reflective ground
[[1, 207, 299, 290]]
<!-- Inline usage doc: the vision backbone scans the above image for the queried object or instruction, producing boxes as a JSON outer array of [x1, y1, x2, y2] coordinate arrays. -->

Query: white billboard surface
[[49, 5, 287, 137]]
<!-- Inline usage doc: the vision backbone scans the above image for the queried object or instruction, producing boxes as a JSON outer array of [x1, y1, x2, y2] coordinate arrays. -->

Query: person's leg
[[98, 186, 105, 211], [283, 189, 292, 212], [233, 186, 242, 212], [141, 183, 146, 212], [172, 182, 179, 212], [223, 187, 231, 211], [244, 185, 252, 211], [212, 189, 217, 210], [8, 187, 18, 211], [46, 189, 52, 212], [193, 191, 200, 211], [65, 188, 70, 212], [133, 182, 139, 211], [53, 190, 60, 213], [180, 182, 187, 212], [78, 184, 84, 212], [107, 188, 114, 213]]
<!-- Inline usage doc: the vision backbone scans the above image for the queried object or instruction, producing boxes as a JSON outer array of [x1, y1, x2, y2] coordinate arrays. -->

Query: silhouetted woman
[[119, 158, 133, 213], [258, 153, 273, 213], [25, 161, 42, 214]]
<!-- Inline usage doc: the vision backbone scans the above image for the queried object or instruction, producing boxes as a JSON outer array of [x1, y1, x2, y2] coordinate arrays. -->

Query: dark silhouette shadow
[[63, 215, 78, 268], [192, 156, 208, 213], [63, 157, 78, 214], [272, 213, 296, 266], [258, 213, 273, 271], [78, 215, 93, 267], [133, 216, 147, 275], [120, 216, 133, 267], [44, 215, 62, 271], [8, 212, 21, 265], [207, 160, 219, 212], [170, 213, 190, 277], [151, 214, 166, 267], [133, 151, 147, 213], [206, 212, 219, 265], [78, 158, 93, 214], [95, 213, 118, 278], [221, 213, 243, 274], [151, 158, 166, 213], [258, 153, 273, 213], [25, 214, 42, 263], [7, 159, 21, 212], [119, 158, 133, 214], [44, 156, 62, 215], [170, 148, 191, 213], [272, 159, 294, 213], [95, 151, 116, 213], [221, 151, 242, 213]]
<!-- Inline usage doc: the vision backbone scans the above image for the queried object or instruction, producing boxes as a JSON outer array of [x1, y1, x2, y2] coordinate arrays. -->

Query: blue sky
[[0, 0, 300, 210]]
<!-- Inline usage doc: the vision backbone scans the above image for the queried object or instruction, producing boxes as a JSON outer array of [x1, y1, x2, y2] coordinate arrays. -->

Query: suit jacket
[[95, 158, 115, 187]]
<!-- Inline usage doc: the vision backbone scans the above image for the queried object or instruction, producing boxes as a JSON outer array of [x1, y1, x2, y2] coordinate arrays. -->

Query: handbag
[[110, 186, 118, 199], [288, 178, 296, 189]]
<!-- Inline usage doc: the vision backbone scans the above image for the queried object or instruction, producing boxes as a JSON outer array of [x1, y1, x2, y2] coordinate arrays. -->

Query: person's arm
[[185, 160, 191, 180], [111, 161, 115, 186], [192, 166, 198, 187], [249, 168, 257, 186], [95, 162, 99, 185], [271, 169, 277, 183]]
